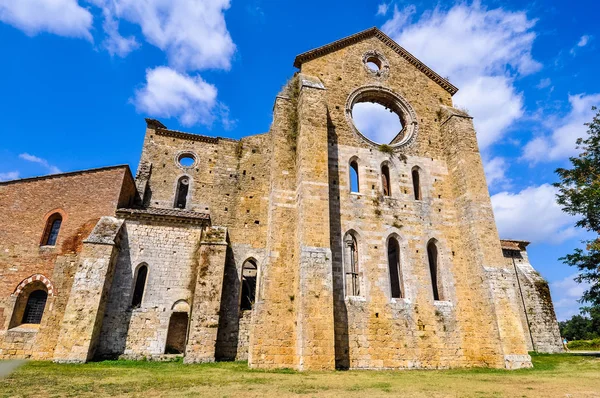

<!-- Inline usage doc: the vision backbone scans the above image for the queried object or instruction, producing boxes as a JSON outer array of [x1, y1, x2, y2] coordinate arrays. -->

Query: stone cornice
[[293, 27, 458, 96], [153, 127, 238, 144], [117, 207, 211, 226]]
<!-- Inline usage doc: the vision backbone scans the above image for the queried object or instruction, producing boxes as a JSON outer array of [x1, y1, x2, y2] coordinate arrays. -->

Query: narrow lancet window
[[22, 290, 48, 324], [382, 164, 391, 196], [350, 160, 360, 193], [344, 233, 360, 296], [427, 240, 443, 301], [175, 176, 190, 209], [241, 259, 257, 311], [132, 264, 148, 308], [42, 213, 62, 246], [412, 167, 421, 200], [388, 237, 402, 298]]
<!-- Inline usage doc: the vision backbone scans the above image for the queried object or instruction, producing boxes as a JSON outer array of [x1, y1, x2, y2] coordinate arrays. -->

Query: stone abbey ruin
[[0, 28, 563, 370]]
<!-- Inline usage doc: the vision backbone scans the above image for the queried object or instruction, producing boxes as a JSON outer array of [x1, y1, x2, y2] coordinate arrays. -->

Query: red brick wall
[[0, 166, 135, 300]]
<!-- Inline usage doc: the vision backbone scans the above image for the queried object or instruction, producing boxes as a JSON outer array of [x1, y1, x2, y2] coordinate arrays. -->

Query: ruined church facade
[[0, 28, 563, 370]]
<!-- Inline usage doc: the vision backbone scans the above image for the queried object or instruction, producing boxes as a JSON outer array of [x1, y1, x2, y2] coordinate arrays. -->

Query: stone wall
[[53, 217, 124, 363], [0, 28, 560, 369], [0, 166, 136, 360], [501, 242, 563, 353], [96, 218, 204, 359]]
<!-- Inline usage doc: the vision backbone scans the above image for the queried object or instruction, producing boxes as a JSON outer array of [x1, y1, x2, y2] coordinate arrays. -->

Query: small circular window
[[362, 51, 389, 77], [177, 153, 196, 168], [365, 57, 382, 72], [346, 86, 418, 149]]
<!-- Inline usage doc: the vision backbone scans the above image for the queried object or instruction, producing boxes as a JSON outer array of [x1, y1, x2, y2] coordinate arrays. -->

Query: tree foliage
[[559, 307, 600, 341], [554, 106, 600, 309]]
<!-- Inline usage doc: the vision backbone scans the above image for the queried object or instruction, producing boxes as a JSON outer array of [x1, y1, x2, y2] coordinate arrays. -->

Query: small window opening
[[22, 290, 48, 324], [41, 213, 62, 246], [427, 240, 443, 301], [178, 153, 195, 167], [388, 237, 402, 299], [165, 312, 189, 354], [412, 167, 421, 200], [382, 164, 391, 196], [132, 264, 148, 308], [175, 176, 190, 209], [350, 160, 359, 193], [366, 57, 382, 71], [241, 259, 257, 311], [344, 233, 360, 296]]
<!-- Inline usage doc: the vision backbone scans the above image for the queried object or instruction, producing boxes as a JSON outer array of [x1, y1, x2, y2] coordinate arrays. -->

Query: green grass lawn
[[1, 353, 599, 397]]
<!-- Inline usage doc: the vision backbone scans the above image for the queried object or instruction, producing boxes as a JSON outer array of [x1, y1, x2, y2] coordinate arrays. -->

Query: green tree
[[559, 314, 599, 341], [554, 106, 600, 310]]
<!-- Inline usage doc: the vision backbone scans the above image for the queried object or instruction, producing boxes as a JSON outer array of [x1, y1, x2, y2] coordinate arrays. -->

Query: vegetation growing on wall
[[378, 144, 394, 154]]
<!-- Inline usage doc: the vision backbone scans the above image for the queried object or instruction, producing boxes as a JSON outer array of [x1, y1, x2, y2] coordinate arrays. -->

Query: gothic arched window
[[344, 232, 360, 296], [412, 167, 421, 200], [427, 240, 443, 301], [349, 160, 360, 193], [41, 213, 62, 246], [132, 264, 148, 308], [240, 259, 257, 311], [382, 164, 391, 196], [387, 236, 403, 298], [174, 176, 190, 209]]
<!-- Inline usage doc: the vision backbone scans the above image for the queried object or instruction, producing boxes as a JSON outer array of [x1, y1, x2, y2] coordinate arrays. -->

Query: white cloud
[[381, 3, 540, 150], [483, 156, 509, 188], [536, 78, 551, 89], [491, 184, 578, 244], [352, 102, 403, 144], [0, 0, 92, 39], [570, 34, 592, 55], [550, 273, 590, 320], [377, 3, 390, 16], [0, 0, 237, 127], [577, 35, 590, 47], [132, 66, 218, 127], [0, 171, 19, 182], [454, 76, 523, 150], [90, 0, 235, 71], [100, 7, 139, 57], [18, 153, 61, 174], [522, 93, 600, 163]]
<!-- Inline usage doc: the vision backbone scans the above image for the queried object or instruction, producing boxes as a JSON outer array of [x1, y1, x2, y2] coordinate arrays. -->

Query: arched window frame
[[9, 275, 54, 329], [240, 258, 258, 311], [343, 230, 362, 297], [427, 239, 444, 301], [174, 175, 191, 209], [349, 157, 360, 193], [131, 263, 149, 308], [381, 162, 392, 197], [22, 290, 48, 324], [411, 166, 422, 200], [40, 212, 64, 246], [387, 234, 404, 299]]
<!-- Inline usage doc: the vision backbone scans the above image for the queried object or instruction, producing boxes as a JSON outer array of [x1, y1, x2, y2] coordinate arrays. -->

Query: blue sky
[[0, 0, 598, 320]]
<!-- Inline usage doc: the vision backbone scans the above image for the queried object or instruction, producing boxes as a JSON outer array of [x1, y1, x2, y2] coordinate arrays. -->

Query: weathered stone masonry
[[0, 27, 563, 368]]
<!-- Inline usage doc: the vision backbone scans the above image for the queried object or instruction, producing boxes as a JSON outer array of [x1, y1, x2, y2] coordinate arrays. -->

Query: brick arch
[[13, 274, 55, 297]]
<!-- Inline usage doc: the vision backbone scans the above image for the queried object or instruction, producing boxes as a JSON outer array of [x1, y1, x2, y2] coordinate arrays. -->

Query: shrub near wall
[[568, 339, 600, 350]]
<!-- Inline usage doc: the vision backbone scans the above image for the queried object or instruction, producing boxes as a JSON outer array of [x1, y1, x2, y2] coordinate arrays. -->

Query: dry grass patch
[[1, 354, 599, 397]]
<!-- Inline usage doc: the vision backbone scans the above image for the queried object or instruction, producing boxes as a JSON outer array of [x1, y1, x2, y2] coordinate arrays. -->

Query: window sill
[[345, 295, 366, 302], [8, 324, 40, 333], [433, 300, 453, 307], [391, 297, 411, 304]]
